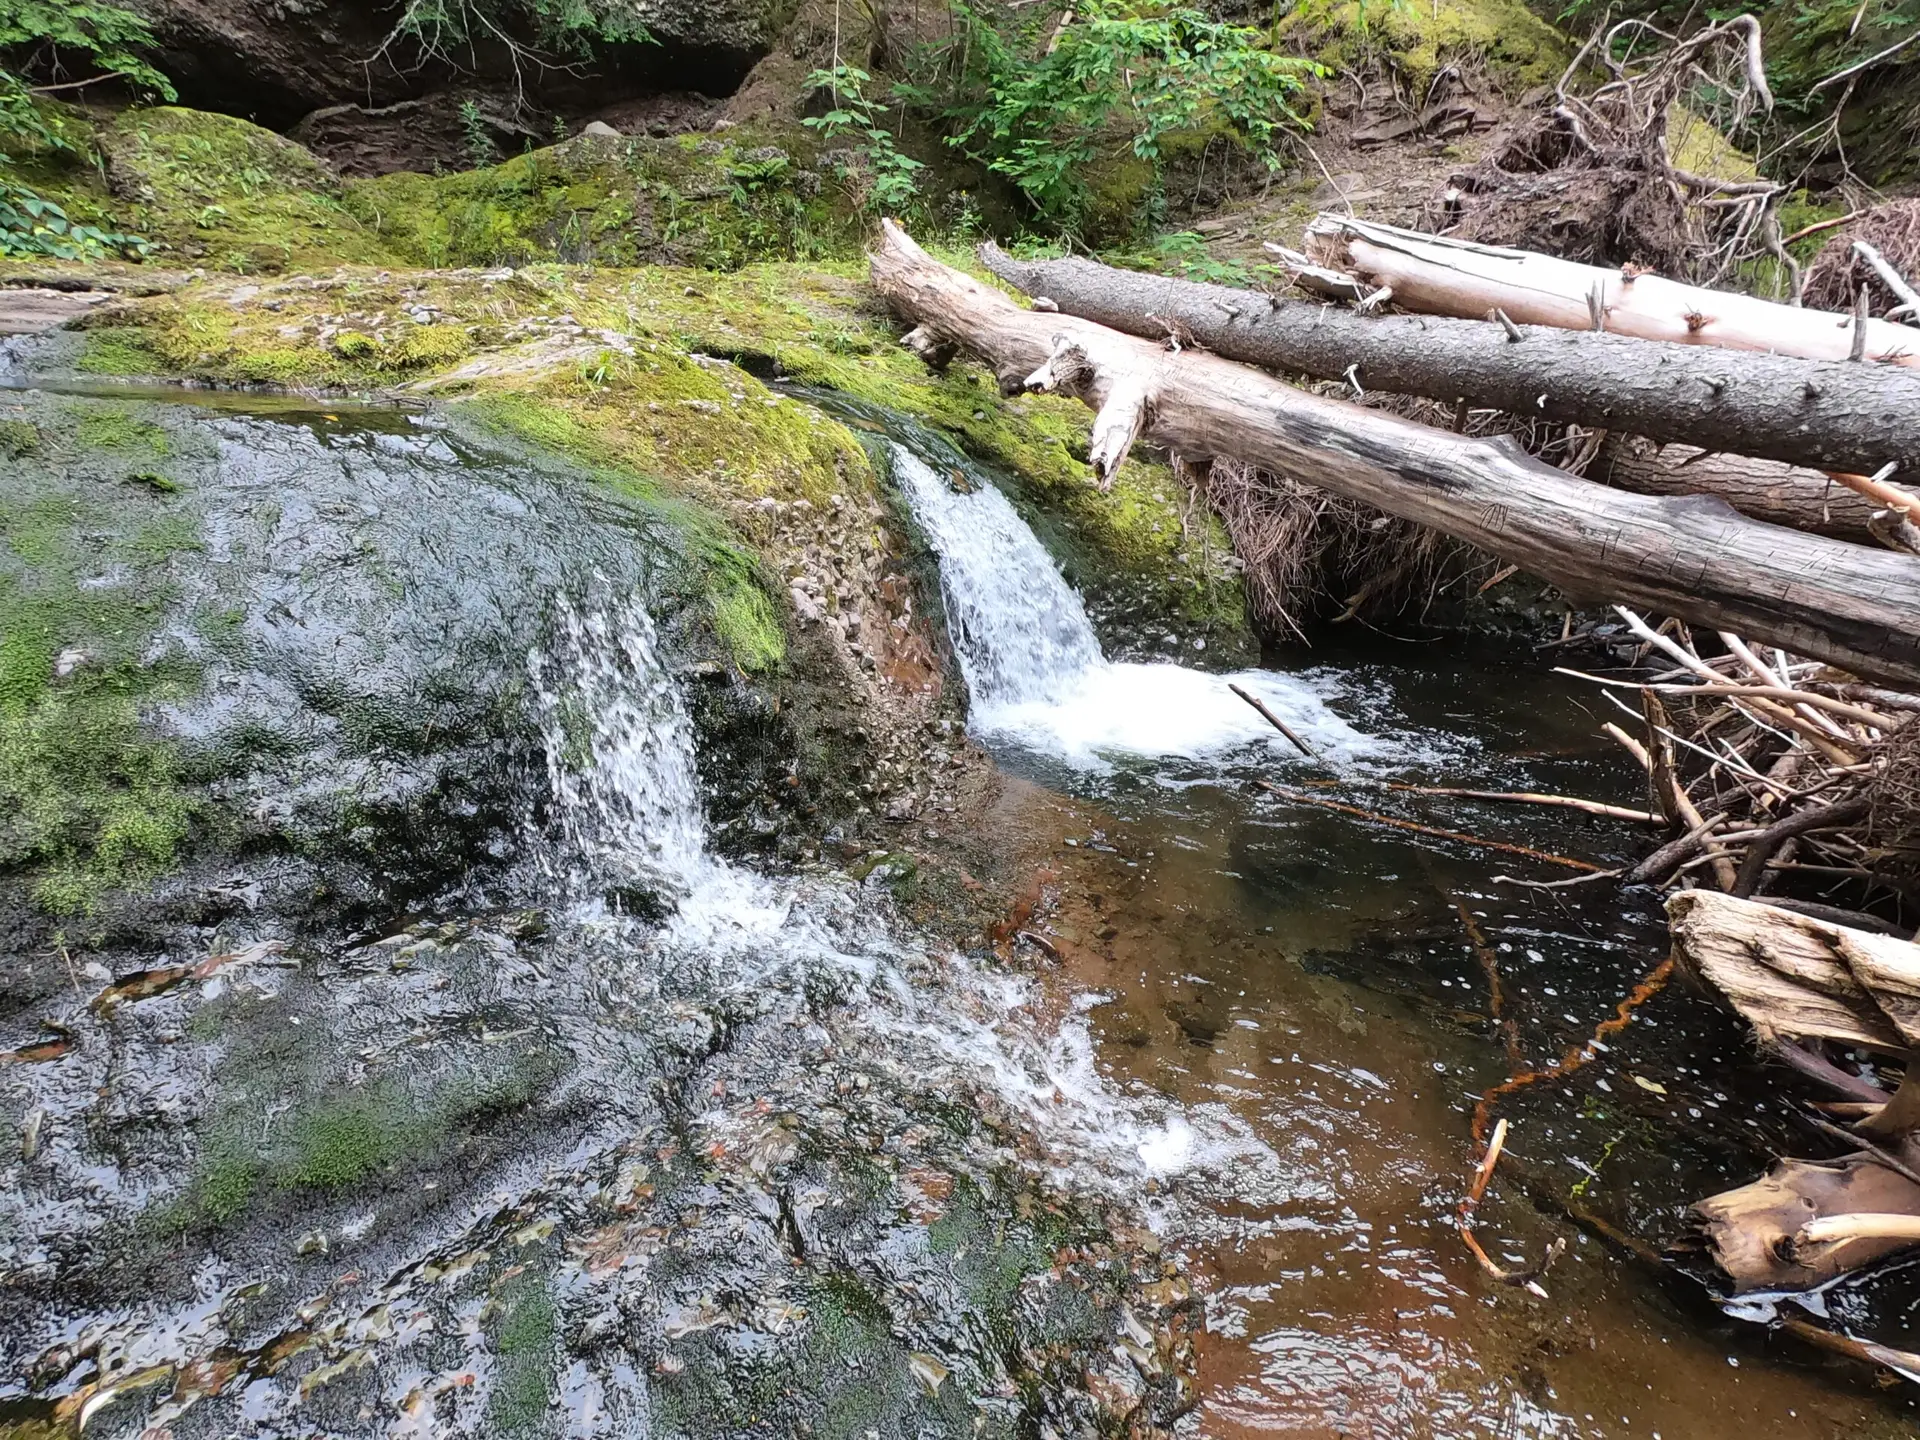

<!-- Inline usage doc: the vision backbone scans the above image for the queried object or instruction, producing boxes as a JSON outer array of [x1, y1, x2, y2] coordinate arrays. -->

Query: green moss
[[75, 407, 170, 454], [93, 107, 394, 273], [487, 1272, 558, 1435], [193, 1146, 263, 1225], [77, 328, 165, 377], [0, 411, 203, 913], [345, 127, 861, 272], [1277, 0, 1573, 94], [285, 1084, 427, 1188], [382, 323, 473, 370]]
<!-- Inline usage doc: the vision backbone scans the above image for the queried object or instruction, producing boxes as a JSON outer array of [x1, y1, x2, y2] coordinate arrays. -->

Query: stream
[[2, 387, 1916, 1439]]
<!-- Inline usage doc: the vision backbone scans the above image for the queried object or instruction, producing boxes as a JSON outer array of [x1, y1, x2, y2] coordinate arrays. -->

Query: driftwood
[[1304, 215, 1920, 367], [1673, 892, 1920, 1291], [872, 222, 1920, 689], [1667, 890, 1920, 1053], [1595, 437, 1880, 541], [980, 245, 1920, 481], [1696, 1153, 1920, 1292]]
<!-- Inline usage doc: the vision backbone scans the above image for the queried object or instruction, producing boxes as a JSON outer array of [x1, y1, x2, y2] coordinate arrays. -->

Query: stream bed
[[1, 386, 1915, 1439]]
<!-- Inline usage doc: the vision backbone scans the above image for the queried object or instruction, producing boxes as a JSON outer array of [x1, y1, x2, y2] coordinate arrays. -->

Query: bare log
[[873, 222, 1920, 689], [1306, 215, 1920, 367], [979, 245, 1920, 480], [1595, 437, 1881, 541], [1667, 889, 1920, 1052]]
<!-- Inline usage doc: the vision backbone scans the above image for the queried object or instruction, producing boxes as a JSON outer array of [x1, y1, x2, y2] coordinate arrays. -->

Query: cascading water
[[524, 582, 1261, 1193], [528, 588, 793, 946], [888, 444, 1383, 769]]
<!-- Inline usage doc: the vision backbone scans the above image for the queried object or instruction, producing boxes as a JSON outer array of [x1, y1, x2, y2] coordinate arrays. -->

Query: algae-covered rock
[[1277, 0, 1572, 94], [345, 128, 862, 271], [0, 387, 880, 950]]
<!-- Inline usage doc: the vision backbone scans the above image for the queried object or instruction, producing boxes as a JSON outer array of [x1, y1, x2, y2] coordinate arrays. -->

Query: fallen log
[[979, 245, 1920, 481], [873, 222, 1920, 689], [1595, 437, 1880, 541], [1666, 889, 1920, 1054], [1304, 214, 1920, 368]]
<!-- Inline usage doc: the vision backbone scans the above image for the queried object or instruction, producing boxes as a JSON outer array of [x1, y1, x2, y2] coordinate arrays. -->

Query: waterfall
[[524, 580, 1260, 1191], [527, 589, 791, 944], [888, 444, 1104, 708], [887, 443, 1382, 769]]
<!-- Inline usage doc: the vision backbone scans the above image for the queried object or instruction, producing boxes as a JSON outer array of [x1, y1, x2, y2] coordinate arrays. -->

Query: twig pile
[[1573, 607, 1918, 925]]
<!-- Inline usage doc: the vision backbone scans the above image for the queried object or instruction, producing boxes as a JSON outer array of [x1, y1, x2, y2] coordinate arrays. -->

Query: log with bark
[[1595, 437, 1880, 541], [871, 222, 1920, 689], [979, 245, 1920, 481], [1304, 214, 1920, 367]]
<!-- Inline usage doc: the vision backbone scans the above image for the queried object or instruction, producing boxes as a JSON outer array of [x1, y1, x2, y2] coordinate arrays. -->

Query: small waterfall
[[525, 581, 1260, 1194], [889, 444, 1104, 707], [529, 591, 711, 891], [528, 590, 791, 944], [887, 442, 1383, 770]]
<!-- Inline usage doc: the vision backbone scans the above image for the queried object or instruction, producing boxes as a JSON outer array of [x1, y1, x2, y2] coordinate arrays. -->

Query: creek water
[[1, 389, 1915, 1439]]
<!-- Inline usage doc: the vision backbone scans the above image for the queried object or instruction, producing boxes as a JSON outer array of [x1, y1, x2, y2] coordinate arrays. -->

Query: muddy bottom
[[969, 644, 1920, 1439]]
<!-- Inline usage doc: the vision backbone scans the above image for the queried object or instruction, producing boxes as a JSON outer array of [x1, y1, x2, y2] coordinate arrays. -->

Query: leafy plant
[[932, 0, 1322, 233], [458, 97, 494, 169], [801, 62, 925, 215], [0, 174, 146, 256], [0, 0, 171, 257]]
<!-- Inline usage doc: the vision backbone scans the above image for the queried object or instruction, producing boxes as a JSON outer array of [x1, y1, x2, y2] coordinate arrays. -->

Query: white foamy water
[[889, 444, 1381, 769], [528, 589, 1277, 1194], [528, 590, 793, 947]]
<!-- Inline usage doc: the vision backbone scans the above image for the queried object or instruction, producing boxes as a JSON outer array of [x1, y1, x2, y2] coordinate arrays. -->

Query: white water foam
[[528, 590, 1278, 1195], [888, 444, 1383, 769]]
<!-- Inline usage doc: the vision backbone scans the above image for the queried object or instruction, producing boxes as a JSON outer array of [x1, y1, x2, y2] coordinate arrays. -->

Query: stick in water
[[1229, 683, 1318, 759], [1258, 782, 1603, 870], [1386, 782, 1660, 824]]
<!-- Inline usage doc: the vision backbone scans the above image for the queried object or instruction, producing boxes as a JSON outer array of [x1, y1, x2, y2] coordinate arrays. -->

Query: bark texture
[[873, 222, 1920, 689], [979, 245, 1920, 480], [1596, 437, 1882, 541]]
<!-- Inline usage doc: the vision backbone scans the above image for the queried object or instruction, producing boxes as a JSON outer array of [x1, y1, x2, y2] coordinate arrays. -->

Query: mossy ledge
[[61, 252, 1252, 661]]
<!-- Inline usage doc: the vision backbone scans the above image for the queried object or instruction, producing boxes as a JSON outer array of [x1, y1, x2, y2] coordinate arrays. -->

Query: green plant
[[0, 0, 172, 257], [459, 96, 494, 169], [802, 62, 925, 215], [930, 0, 1322, 233], [0, 175, 145, 256]]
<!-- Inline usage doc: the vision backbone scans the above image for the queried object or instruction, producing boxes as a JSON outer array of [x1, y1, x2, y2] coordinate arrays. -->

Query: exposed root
[[1804, 201, 1920, 319]]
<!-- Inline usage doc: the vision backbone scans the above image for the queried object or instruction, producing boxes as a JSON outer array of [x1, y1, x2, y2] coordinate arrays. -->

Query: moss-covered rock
[[66, 254, 1253, 658], [1276, 0, 1573, 95], [0, 105, 397, 274], [344, 127, 863, 271]]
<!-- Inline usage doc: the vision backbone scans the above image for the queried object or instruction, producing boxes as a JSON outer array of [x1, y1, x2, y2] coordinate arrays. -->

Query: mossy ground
[[0, 105, 859, 278], [347, 128, 863, 272], [1276, 0, 1574, 94]]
